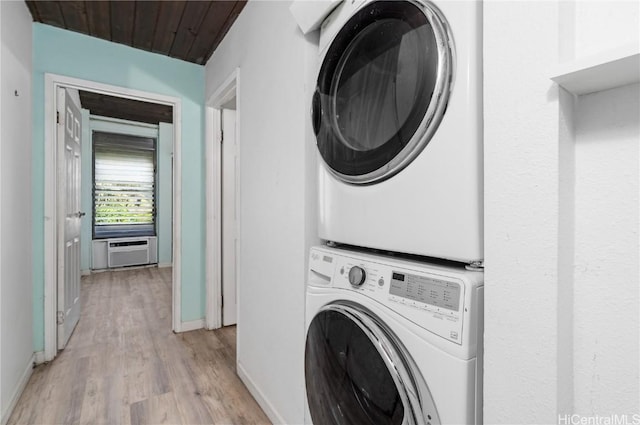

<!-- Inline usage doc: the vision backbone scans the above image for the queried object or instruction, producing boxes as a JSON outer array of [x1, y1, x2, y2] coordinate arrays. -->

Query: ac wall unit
[[107, 237, 157, 268]]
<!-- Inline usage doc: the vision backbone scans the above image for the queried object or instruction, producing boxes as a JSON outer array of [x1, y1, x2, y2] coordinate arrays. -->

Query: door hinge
[[220, 130, 224, 144], [56, 111, 60, 124], [56, 311, 64, 325]]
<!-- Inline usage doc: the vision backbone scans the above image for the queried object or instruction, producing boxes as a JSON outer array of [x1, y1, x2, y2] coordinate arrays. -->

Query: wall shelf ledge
[[551, 42, 640, 95]]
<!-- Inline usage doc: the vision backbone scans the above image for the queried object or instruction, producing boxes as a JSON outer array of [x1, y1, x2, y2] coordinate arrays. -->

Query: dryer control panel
[[308, 246, 482, 347]]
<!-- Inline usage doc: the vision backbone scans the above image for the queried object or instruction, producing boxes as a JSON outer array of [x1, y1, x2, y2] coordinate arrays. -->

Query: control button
[[378, 278, 385, 287], [339, 267, 344, 275], [348, 266, 366, 286]]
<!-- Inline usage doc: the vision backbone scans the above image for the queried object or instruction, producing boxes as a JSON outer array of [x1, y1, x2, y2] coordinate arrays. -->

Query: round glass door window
[[305, 303, 440, 425], [312, 0, 454, 184]]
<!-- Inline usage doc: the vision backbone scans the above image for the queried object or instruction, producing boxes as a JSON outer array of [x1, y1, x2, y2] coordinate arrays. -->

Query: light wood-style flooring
[[8, 267, 271, 425]]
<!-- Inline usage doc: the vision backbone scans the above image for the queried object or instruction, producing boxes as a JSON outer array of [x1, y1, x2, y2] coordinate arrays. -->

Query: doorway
[[43, 74, 183, 361], [206, 68, 239, 330]]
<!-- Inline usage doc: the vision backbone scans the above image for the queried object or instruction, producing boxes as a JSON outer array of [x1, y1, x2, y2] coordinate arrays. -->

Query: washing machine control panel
[[322, 258, 465, 345], [309, 247, 471, 345], [388, 272, 461, 312]]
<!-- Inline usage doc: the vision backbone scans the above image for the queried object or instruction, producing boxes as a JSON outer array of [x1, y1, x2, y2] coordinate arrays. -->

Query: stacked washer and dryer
[[296, 0, 484, 423]]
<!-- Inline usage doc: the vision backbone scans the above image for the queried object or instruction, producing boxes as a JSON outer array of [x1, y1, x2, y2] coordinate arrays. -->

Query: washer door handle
[[311, 88, 321, 136]]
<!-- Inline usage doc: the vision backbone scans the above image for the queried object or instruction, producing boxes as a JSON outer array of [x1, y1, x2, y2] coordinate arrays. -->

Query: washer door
[[305, 302, 440, 425], [312, 0, 453, 185]]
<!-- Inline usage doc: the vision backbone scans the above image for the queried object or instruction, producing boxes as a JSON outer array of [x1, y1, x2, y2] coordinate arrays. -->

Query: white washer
[[312, 0, 483, 263], [304, 246, 483, 425]]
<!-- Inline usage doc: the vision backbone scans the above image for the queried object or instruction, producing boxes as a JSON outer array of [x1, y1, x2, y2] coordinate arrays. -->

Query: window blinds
[[93, 132, 156, 235]]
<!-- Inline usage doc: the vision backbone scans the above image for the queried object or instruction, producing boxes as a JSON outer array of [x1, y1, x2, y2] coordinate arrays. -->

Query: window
[[93, 131, 156, 239]]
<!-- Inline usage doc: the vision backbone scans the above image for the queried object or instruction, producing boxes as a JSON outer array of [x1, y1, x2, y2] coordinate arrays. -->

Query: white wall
[[573, 83, 639, 415], [485, 1, 639, 423], [484, 2, 562, 422], [204, 1, 319, 423], [569, 1, 639, 414], [0, 1, 34, 423], [573, 0, 639, 59]]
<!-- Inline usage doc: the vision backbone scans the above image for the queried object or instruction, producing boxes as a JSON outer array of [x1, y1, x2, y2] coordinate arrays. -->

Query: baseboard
[[81, 269, 91, 276], [1, 355, 34, 425], [157, 262, 172, 268], [33, 351, 46, 365], [177, 319, 205, 333], [237, 362, 286, 424]]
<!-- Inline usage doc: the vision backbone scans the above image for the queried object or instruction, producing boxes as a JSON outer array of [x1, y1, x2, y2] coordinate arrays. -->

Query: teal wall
[[32, 24, 206, 351]]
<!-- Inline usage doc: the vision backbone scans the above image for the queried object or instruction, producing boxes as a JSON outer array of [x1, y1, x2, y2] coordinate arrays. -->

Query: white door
[[221, 108, 237, 326], [57, 87, 83, 349]]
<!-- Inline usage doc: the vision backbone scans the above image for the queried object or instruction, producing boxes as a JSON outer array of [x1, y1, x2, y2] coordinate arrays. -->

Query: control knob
[[348, 266, 366, 286]]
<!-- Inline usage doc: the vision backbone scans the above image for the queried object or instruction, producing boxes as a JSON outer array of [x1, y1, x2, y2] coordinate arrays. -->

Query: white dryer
[[304, 246, 484, 425], [312, 0, 483, 263]]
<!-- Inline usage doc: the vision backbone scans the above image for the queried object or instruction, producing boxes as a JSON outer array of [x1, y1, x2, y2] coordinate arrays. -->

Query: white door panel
[[57, 87, 82, 349], [222, 108, 237, 326]]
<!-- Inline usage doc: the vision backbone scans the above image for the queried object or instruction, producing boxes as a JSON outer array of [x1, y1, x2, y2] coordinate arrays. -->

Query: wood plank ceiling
[[79, 91, 173, 124], [25, 1, 247, 65]]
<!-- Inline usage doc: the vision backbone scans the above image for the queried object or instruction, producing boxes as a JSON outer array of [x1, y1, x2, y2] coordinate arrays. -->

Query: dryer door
[[305, 302, 440, 425], [313, 0, 454, 185]]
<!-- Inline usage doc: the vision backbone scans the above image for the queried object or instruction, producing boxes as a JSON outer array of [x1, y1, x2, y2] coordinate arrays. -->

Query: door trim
[[205, 68, 240, 330], [43, 73, 183, 361]]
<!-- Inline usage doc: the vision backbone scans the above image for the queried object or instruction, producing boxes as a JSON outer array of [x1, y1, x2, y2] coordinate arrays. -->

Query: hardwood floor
[[8, 267, 271, 425]]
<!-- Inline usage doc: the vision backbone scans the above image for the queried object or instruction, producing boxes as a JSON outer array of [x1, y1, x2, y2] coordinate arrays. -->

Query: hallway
[[8, 267, 270, 425]]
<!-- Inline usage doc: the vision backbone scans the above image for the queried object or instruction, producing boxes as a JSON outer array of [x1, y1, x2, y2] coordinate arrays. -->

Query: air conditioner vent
[[109, 240, 149, 248], [104, 237, 157, 268]]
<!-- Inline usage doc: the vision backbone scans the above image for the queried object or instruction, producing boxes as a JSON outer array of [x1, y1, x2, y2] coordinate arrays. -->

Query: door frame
[[43, 73, 183, 361], [205, 68, 240, 330]]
